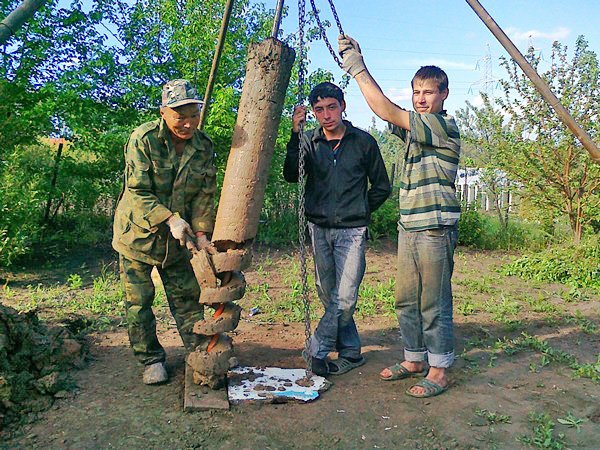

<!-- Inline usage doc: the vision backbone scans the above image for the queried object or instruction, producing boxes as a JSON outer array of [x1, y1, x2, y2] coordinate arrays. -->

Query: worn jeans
[[307, 223, 367, 360], [395, 225, 458, 368]]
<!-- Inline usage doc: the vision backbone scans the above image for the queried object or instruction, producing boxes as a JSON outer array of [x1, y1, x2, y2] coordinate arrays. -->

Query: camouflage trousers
[[119, 254, 205, 366]]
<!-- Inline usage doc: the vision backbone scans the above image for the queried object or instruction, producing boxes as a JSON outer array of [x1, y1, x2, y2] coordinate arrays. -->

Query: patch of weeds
[[484, 294, 520, 317], [357, 278, 395, 318], [22, 283, 69, 311], [572, 355, 600, 382], [483, 294, 521, 329], [275, 281, 307, 322], [497, 333, 599, 382], [523, 294, 559, 314], [556, 412, 585, 432], [356, 284, 377, 317], [487, 354, 498, 367], [565, 310, 597, 334], [560, 287, 588, 303], [252, 262, 271, 278], [455, 277, 494, 294], [67, 273, 83, 289], [154, 288, 166, 306], [456, 296, 478, 316], [461, 356, 481, 374], [464, 336, 487, 351], [81, 267, 124, 315], [501, 237, 600, 289], [517, 412, 566, 449], [475, 409, 511, 424], [87, 315, 119, 332], [1, 282, 15, 299]]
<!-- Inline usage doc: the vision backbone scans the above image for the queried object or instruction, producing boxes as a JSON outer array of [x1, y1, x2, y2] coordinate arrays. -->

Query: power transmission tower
[[470, 43, 497, 98]]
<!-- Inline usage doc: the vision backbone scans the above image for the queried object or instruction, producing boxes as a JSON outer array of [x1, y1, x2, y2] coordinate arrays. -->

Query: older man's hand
[[167, 213, 194, 247]]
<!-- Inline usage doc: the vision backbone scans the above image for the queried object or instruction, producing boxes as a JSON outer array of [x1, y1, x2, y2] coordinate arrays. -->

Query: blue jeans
[[307, 223, 367, 360], [395, 225, 458, 368]]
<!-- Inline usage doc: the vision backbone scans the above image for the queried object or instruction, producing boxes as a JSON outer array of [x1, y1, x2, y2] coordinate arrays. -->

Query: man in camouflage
[[113, 79, 216, 385]]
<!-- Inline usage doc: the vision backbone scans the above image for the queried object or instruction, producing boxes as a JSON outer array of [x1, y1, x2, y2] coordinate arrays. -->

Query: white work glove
[[167, 213, 194, 247], [338, 34, 367, 78]]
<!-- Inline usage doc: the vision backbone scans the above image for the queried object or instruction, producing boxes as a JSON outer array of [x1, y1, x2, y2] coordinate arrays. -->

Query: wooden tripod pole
[[199, 0, 235, 130], [0, 0, 46, 45], [465, 0, 600, 163]]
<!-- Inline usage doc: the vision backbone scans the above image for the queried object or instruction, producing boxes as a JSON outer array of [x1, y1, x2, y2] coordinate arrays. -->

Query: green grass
[[566, 310, 598, 334], [501, 236, 600, 289], [556, 412, 585, 431], [495, 333, 600, 382], [517, 412, 567, 449], [522, 294, 560, 314], [455, 277, 495, 294], [357, 278, 395, 318], [8, 265, 135, 331], [475, 409, 512, 424], [455, 294, 478, 316]]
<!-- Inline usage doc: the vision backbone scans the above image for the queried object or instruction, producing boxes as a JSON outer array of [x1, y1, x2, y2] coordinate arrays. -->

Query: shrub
[[369, 198, 398, 241], [458, 205, 484, 247]]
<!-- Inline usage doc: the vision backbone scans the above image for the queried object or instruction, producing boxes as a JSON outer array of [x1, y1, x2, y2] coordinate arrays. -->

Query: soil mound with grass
[[0, 304, 88, 428]]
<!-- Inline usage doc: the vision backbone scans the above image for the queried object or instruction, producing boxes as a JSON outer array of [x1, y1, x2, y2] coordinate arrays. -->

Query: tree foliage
[[0, 0, 276, 265], [0, 0, 344, 264], [458, 36, 599, 242]]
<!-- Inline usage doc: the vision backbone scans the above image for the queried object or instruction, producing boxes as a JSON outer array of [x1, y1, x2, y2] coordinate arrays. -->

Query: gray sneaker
[[143, 362, 168, 385]]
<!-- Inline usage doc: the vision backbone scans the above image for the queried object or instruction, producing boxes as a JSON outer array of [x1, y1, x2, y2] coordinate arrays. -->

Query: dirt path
[[1, 244, 599, 449]]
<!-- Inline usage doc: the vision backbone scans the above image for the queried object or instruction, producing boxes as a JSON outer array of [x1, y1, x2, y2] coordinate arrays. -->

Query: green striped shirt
[[390, 111, 461, 231]]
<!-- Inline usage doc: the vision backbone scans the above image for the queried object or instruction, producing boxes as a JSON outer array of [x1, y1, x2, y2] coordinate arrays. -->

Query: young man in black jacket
[[284, 82, 391, 376]]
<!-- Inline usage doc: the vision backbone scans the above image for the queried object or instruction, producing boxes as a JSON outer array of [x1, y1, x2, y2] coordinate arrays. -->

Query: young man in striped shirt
[[339, 35, 461, 398]]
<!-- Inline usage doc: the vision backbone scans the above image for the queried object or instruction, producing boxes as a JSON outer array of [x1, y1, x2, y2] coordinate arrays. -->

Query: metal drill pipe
[[199, 0, 235, 130], [271, 0, 285, 38]]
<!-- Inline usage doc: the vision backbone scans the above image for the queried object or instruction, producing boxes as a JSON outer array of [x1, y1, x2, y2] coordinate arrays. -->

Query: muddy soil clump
[[0, 304, 88, 428]]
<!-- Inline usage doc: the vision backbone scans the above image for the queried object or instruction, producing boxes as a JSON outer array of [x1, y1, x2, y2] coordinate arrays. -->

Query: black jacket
[[284, 121, 391, 228]]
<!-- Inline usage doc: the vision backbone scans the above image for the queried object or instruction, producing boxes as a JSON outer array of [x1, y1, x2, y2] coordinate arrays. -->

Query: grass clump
[[501, 236, 600, 288], [517, 412, 566, 449]]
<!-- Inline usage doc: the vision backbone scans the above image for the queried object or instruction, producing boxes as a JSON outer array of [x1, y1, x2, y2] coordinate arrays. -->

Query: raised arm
[[338, 35, 410, 131]]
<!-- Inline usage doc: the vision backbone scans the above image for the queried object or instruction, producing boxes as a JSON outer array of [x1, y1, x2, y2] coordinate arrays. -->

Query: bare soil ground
[[1, 241, 599, 449]]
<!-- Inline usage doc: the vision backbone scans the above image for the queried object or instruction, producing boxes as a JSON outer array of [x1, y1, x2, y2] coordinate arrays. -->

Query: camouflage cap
[[161, 79, 204, 108]]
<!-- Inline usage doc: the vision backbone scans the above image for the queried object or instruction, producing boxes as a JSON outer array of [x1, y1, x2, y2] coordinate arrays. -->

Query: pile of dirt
[[0, 304, 88, 428]]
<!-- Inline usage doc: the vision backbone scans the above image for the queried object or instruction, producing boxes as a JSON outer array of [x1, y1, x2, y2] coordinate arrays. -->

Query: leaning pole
[[184, 38, 295, 410]]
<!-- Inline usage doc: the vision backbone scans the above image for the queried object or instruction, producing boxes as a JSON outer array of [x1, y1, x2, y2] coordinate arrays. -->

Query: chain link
[[308, 0, 344, 69], [327, 0, 344, 35], [297, 0, 312, 376]]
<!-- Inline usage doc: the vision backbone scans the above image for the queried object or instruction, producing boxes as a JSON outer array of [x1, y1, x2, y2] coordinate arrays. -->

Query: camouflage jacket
[[112, 118, 217, 266]]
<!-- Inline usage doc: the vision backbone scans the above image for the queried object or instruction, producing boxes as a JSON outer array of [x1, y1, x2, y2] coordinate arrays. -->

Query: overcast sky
[[269, 0, 599, 129]]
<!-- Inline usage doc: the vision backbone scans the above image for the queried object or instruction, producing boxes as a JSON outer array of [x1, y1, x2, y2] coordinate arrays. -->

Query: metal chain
[[327, 0, 344, 35], [297, 0, 312, 376], [308, 0, 344, 69]]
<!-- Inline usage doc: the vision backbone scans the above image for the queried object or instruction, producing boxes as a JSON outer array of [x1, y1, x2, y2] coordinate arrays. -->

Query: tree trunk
[[43, 141, 63, 224]]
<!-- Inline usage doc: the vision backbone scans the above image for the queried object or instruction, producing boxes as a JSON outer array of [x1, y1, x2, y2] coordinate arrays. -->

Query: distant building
[[456, 167, 518, 212]]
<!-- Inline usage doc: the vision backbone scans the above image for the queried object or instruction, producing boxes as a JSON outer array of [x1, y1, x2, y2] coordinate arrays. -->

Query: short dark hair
[[308, 82, 344, 106], [412, 66, 449, 92]]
